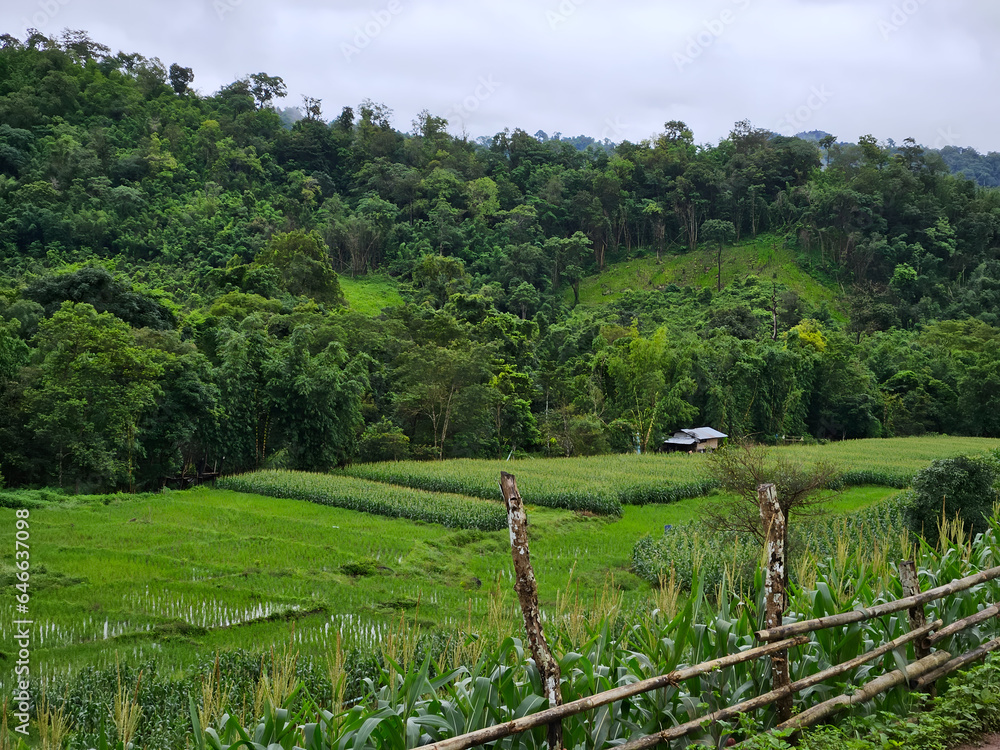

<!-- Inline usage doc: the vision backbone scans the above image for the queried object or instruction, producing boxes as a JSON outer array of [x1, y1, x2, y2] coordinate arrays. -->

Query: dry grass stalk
[[691, 531, 706, 576], [555, 562, 586, 646], [860, 532, 890, 593], [793, 547, 818, 591], [483, 576, 515, 639], [555, 565, 623, 646], [252, 654, 267, 720], [898, 528, 914, 567], [383, 597, 421, 690], [938, 512, 972, 559], [326, 631, 346, 727], [198, 654, 230, 730], [448, 599, 481, 671], [37, 688, 73, 750], [113, 661, 142, 748], [589, 571, 623, 629], [260, 642, 299, 711], [655, 566, 680, 621]]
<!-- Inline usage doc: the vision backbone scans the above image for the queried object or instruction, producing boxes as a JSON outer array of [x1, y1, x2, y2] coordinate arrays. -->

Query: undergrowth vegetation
[[740, 652, 1000, 750], [632, 492, 912, 594], [9, 442, 1000, 748]]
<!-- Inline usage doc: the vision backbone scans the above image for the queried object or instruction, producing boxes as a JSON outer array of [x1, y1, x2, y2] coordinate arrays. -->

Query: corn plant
[[218, 471, 508, 530]]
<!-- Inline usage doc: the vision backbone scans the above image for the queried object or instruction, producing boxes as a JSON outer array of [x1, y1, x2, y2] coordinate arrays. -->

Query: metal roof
[[663, 436, 698, 445], [679, 427, 728, 440]]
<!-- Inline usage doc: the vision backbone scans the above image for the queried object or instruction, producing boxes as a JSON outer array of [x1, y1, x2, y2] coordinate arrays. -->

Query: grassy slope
[[568, 234, 844, 318], [335, 235, 840, 320], [338, 273, 404, 315]]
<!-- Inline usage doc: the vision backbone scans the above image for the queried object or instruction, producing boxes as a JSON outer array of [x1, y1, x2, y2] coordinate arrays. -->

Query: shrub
[[906, 454, 998, 544], [358, 418, 411, 462], [341, 558, 378, 577]]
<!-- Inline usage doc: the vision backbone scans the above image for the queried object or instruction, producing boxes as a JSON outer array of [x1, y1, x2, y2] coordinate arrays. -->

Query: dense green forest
[[2, 29, 1000, 492]]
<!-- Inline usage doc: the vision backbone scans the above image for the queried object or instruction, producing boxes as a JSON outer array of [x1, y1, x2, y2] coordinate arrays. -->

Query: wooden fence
[[412, 478, 1000, 750]]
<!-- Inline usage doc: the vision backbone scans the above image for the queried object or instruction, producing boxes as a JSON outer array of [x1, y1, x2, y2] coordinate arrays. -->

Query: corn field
[[217, 471, 509, 530], [341, 438, 1000, 514], [341, 454, 718, 514]]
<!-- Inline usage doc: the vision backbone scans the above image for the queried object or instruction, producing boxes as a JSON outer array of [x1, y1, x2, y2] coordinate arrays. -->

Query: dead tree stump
[[759, 482, 792, 723], [900, 559, 935, 696], [500, 471, 563, 749]]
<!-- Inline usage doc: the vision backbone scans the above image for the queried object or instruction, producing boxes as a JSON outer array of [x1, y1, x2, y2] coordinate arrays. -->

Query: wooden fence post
[[759, 483, 792, 723], [500, 471, 563, 750], [899, 560, 930, 659], [899, 559, 934, 696]]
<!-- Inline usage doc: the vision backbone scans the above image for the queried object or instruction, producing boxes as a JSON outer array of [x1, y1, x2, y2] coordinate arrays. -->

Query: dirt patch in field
[[951, 733, 1000, 750]]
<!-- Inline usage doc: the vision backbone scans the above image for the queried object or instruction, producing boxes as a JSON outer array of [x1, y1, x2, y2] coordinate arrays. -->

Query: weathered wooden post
[[759, 482, 792, 723], [899, 559, 934, 695], [899, 560, 930, 658], [499, 471, 563, 750]]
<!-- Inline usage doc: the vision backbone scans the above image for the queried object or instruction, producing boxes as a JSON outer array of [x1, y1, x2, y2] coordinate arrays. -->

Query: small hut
[[660, 427, 728, 453]]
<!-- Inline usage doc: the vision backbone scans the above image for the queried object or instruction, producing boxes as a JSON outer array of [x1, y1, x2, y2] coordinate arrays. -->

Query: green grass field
[[773, 435, 1000, 479], [3, 435, 996, 693], [0, 484, 895, 689], [342, 453, 713, 512]]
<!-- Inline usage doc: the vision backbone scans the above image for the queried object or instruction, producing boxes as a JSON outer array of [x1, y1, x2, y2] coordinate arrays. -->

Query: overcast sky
[[8, 0, 1000, 151]]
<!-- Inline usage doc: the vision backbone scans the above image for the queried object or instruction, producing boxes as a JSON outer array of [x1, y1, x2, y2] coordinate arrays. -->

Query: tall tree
[[24, 302, 162, 491], [168, 63, 194, 94], [394, 342, 493, 459], [266, 327, 369, 470], [701, 219, 736, 291], [253, 230, 345, 305], [606, 327, 697, 452]]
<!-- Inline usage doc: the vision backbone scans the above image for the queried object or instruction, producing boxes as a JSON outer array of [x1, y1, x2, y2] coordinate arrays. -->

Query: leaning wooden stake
[[899, 559, 933, 695], [759, 483, 792, 723], [499, 471, 562, 750], [915, 636, 1000, 688], [617, 623, 939, 750], [899, 560, 930, 659], [929, 603, 1000, 645]]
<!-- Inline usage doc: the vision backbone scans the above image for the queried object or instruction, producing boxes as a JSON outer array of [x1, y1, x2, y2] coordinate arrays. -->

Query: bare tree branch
[[703, 442, 841, 544]]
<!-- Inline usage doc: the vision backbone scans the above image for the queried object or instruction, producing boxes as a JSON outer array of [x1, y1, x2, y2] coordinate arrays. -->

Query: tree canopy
[[1, 30, 1000, 491]]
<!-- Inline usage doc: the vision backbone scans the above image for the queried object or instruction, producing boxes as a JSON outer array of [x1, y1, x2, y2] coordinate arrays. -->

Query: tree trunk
[[899, 560, 929, 659], [759, 483, 792, 722], [499, 472, 562, 750], [900, 559, 934, 695]]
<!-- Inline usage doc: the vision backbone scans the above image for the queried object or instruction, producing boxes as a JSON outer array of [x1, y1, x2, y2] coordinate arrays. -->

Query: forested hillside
[[2, 30, 1000, 492]]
